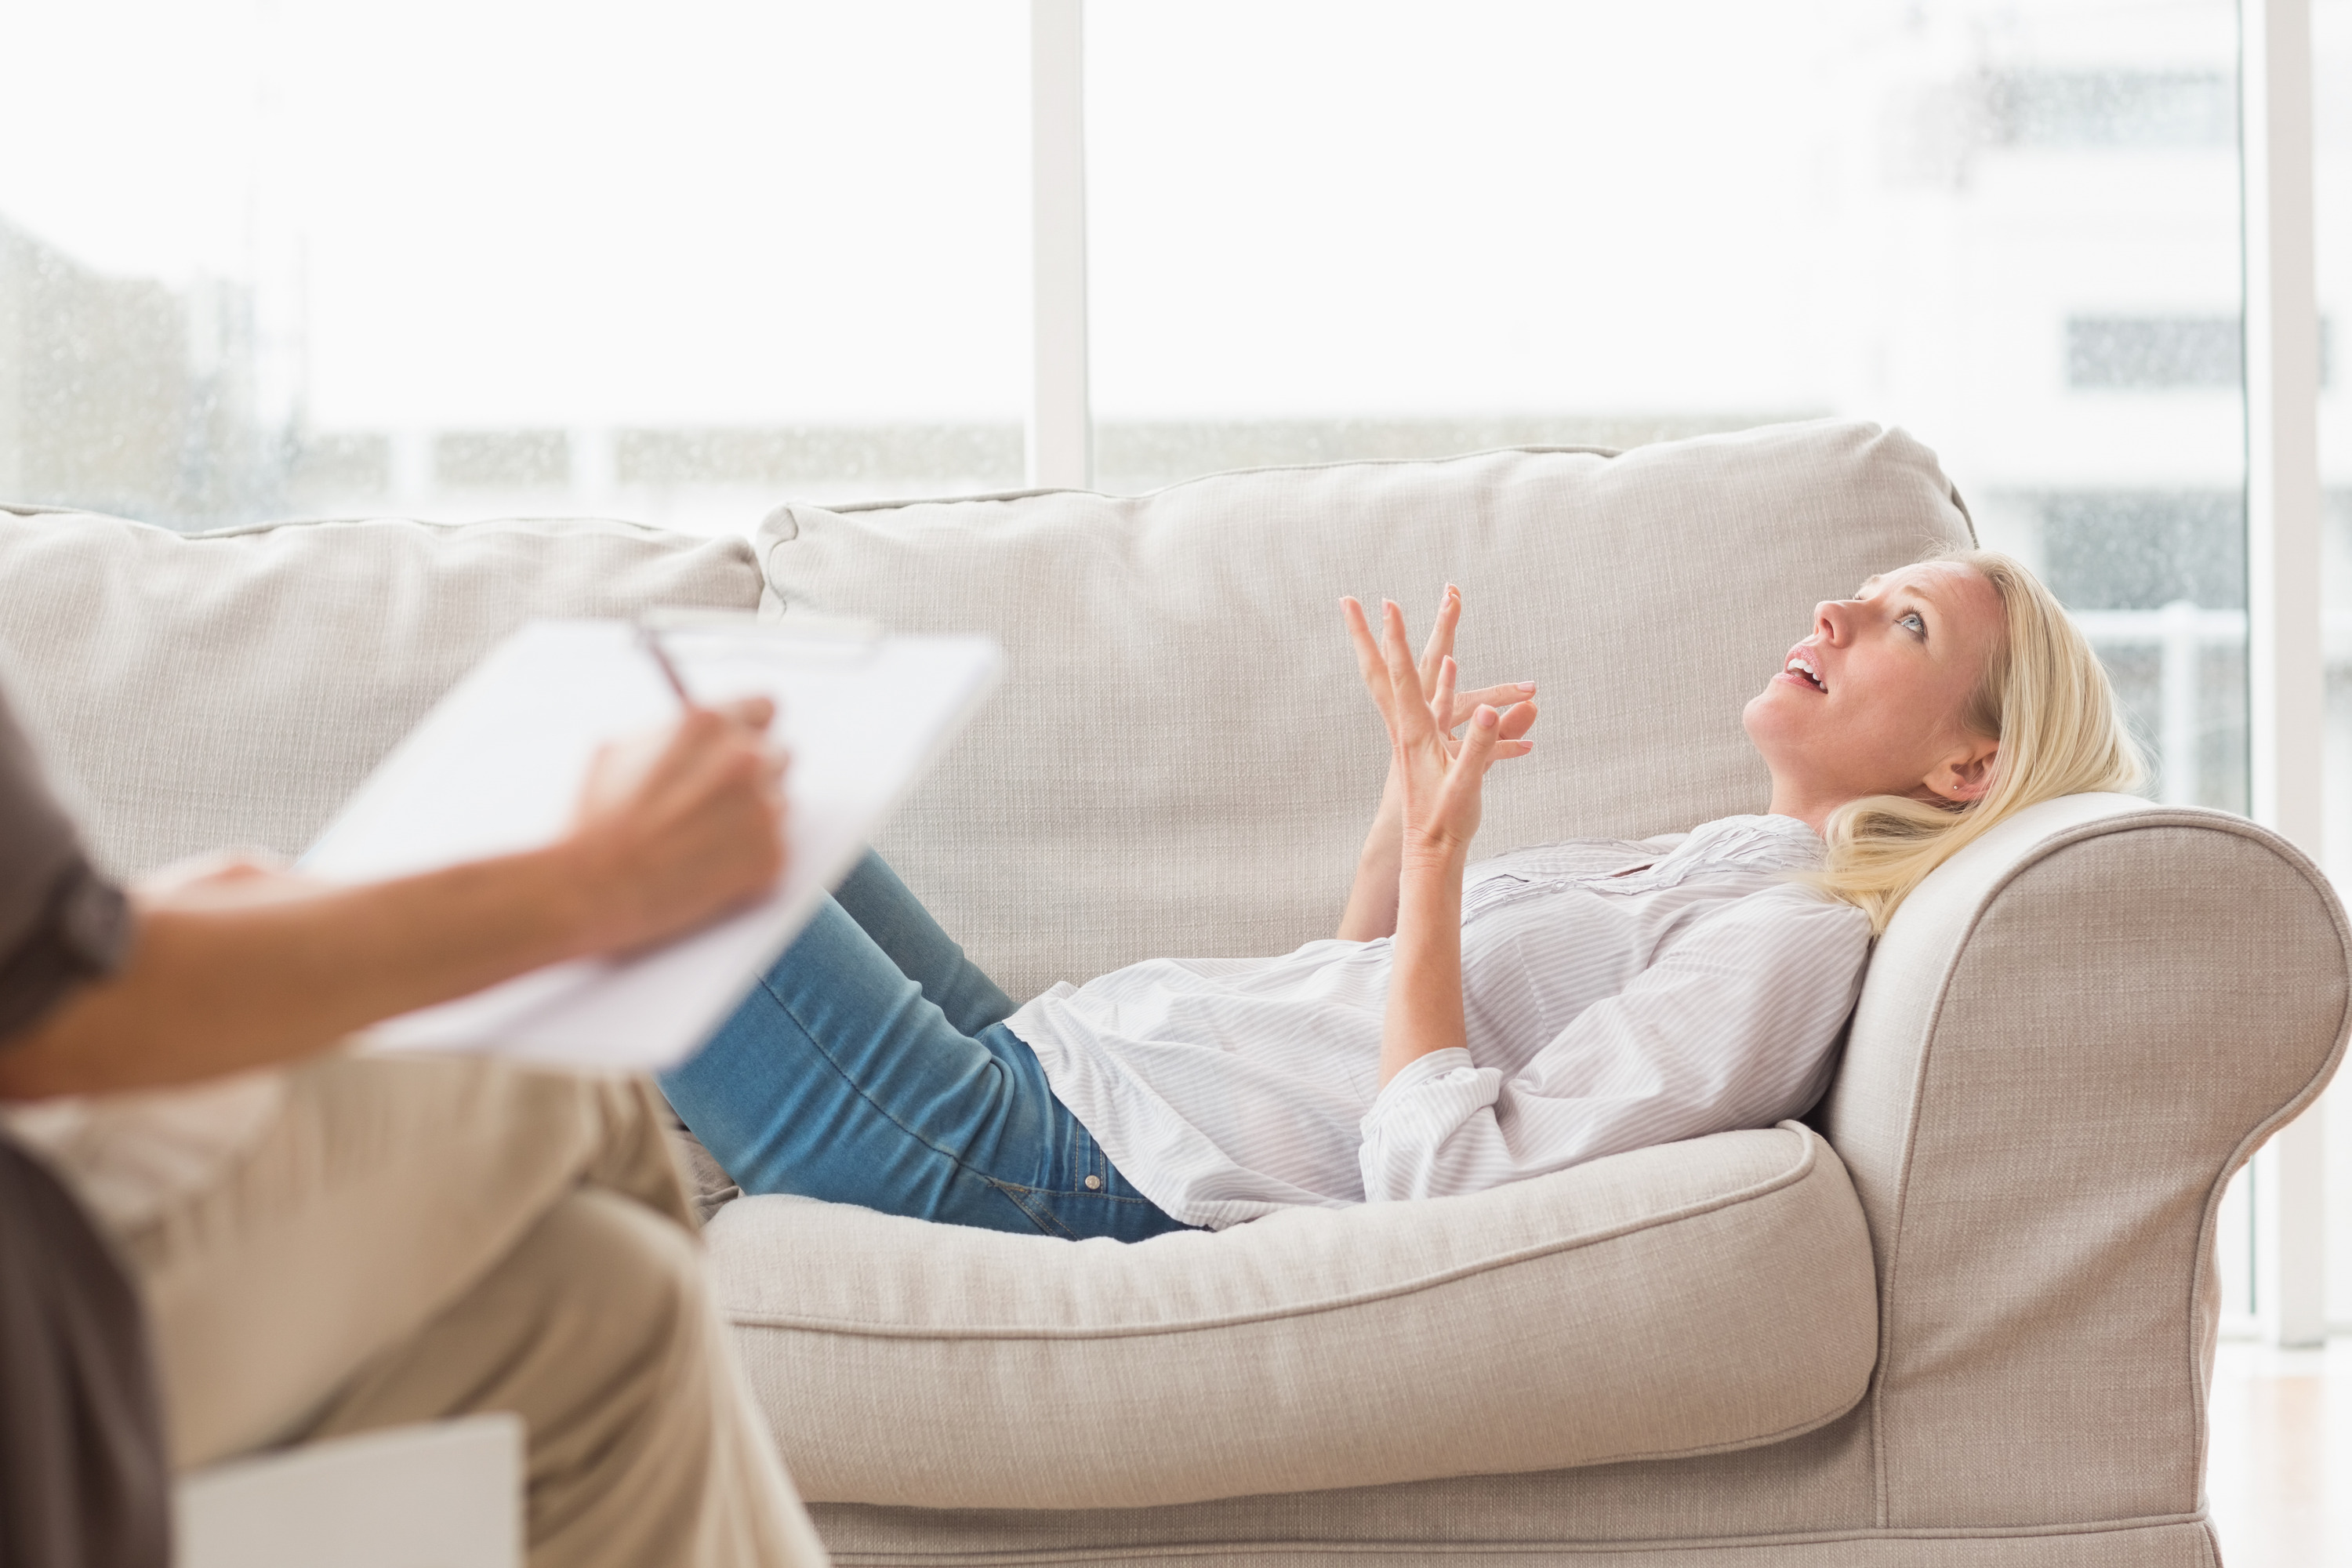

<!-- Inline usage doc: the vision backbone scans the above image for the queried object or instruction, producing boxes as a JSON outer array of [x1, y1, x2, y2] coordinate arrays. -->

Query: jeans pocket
[[985, 1178, 1079, 1240]]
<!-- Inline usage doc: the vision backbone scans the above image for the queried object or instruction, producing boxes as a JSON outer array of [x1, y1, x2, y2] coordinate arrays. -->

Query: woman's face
[[1742, 561, 2007, 827]]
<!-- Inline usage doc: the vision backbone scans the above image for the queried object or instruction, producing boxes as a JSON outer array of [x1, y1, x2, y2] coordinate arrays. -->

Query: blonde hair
[[1811, 549, 2145, 934]]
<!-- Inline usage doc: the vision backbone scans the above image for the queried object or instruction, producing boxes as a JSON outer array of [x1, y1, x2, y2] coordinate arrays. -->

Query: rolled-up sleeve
[[0, 688, 132, 1048], [1357, 887, 1871, 1203]]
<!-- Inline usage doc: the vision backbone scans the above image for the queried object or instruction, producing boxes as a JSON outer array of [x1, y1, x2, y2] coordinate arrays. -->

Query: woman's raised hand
[[1375, 583, 1538, 739], [1341, 589, 1537, 866]]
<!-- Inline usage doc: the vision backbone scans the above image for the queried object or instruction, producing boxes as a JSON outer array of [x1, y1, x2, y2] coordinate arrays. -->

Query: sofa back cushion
[[0, 510, 760, 877], [760, 419, 1973, 1000]]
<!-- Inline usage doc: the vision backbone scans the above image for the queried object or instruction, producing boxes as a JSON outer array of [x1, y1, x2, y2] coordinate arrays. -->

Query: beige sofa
[[3, 419, 2343, 1566]]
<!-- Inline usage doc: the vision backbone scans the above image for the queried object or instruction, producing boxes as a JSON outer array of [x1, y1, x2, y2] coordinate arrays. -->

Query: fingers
[[1350, 594, 1535, 764], [1451, 681, 1536, 726], [1379, 601, 1437, 743], [631, 707, 786, 823], [715, 695, 777, 732], [1430, 655, 1458, 738], [135, 848, 314, 909], [1339, 597, 1399, 729], [1445, 703, 1504, 792], [646, 708, 733, 794], [1470, 699, 1538, 761], [564, 691, 799, 957], [1417, 583, 1461, 689], [140, 847, 290, 892], [1340, 597, 1382, 677]]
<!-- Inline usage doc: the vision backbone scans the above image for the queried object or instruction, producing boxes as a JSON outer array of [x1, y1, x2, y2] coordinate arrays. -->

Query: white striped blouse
[[1004, 814, 1875, 1230]]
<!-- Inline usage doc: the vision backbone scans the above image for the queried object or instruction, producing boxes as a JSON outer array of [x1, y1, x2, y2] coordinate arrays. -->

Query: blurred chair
[[174, 1416, 521, 1568]]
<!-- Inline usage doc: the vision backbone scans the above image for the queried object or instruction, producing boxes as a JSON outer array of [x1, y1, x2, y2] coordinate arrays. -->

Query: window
[[1984, 67, 2237, 146], [1087, 0, 2249, 813], [0, 5, 2275, 851], [0, 0, 2271, 935], [2067, 316, 2245, 388], [2314, 0, 2351, 1338], [0, 0, 1030, 532]]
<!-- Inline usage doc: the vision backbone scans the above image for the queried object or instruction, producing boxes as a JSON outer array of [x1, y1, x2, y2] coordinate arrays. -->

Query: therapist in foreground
[[0, 687, 826, 1568]]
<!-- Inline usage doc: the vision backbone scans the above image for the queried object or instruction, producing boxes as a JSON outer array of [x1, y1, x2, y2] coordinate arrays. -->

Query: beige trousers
[[118, 1054, 827, 1568]]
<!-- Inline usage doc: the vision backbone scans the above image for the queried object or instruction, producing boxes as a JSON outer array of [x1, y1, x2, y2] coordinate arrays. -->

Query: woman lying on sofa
[[659, 549, 2143, 1240]]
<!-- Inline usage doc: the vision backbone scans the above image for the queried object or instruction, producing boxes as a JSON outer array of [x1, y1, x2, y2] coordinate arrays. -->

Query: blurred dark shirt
[[0, 692, 130, 1041], [0, 683, 166, 1568]]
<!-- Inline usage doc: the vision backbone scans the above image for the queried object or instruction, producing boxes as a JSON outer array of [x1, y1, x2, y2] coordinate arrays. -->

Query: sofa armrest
[[1820, 793, 2351, 1530], [706, 1122, 1875, 1510]]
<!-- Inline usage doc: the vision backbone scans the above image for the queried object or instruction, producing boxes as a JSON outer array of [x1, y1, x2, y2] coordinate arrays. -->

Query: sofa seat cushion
[[709, 1122, 1877, 1510]]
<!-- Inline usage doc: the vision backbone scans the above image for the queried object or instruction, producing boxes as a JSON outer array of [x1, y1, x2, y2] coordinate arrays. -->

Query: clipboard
[[299, 616, 1003, 1070]]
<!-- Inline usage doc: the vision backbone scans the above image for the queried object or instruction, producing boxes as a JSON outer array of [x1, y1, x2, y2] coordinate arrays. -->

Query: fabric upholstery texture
[[1823, 794, 2352, 1529], [712, 1123, 1877, 1509], [0, 509, 759, 878], [811, 1417, 1887, 1562], [807, 1502, 2220, 1568], [755, 419, 1975, 1002]]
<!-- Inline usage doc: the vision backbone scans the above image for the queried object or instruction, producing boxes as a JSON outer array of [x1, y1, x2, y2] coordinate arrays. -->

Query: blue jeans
[[658, 852, 1193, 1242]]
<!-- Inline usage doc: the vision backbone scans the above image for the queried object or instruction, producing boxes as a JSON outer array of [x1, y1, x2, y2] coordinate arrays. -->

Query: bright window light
[[0, 0, 1030, 525]]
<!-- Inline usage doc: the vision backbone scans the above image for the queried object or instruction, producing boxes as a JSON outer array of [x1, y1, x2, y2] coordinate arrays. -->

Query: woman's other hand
[[1340, 593, 1537, 1087], [1359, 585, 1537, 785], [1342, 592, 1537, 855], [564, 696, 789, 954], [1334, 588, 1536, 939], [1344, 599, 1492, 865]]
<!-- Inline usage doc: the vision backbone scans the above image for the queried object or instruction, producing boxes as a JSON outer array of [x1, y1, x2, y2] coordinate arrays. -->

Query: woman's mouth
[[1780, 653, 1827, 693]]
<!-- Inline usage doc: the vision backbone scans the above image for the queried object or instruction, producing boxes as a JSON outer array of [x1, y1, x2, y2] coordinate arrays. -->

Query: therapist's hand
[[0, 697, 791, 1102], [564, 696, 789, 956]]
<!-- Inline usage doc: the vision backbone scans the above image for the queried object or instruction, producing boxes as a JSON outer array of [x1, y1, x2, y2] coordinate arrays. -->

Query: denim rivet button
[[1083, 1175, 1102, 1190]]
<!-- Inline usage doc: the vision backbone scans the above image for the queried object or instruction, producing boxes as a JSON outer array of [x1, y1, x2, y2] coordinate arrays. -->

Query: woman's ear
[[1922, 739, 2000, 805]]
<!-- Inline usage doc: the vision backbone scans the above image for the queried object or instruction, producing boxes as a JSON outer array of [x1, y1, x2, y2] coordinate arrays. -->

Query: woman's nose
[[1813, 601, 1849, 643]]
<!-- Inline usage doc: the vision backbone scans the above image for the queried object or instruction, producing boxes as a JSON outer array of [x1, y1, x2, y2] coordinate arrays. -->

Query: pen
[[637, 623, 698, 710]]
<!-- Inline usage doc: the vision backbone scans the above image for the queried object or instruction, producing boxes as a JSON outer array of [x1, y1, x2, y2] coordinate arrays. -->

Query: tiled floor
[[2208, 1338, 2352, 1565]]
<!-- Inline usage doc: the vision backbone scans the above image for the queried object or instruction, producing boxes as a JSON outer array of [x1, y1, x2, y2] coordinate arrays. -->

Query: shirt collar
[[1657, 813, 1828, 873]]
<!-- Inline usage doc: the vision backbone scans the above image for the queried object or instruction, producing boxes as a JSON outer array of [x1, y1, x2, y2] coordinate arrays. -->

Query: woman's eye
[[1899, 612, 1926, 636]]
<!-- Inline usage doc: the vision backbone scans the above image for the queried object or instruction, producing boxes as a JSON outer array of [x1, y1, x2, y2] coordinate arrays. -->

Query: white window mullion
[[1028, 0, 1092, 490], [2242, 0, 2330, 1351]]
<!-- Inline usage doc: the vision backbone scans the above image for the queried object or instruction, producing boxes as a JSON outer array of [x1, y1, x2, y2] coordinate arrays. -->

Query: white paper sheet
[[299, 619, 1001, 1070]]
